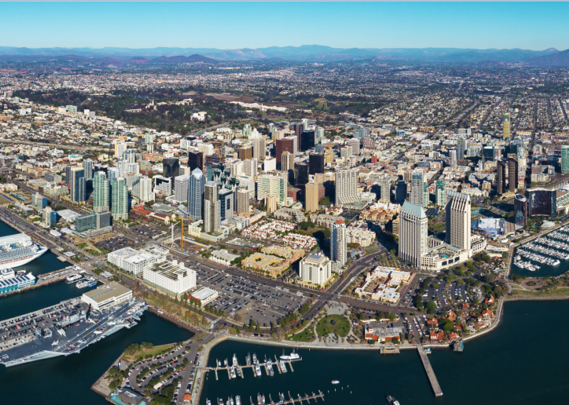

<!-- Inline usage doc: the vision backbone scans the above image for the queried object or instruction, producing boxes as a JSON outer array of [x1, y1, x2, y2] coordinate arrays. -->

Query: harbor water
[[3, 220, 569, 404], [200, 300, 569, 405], [0, 219, 193, 405]]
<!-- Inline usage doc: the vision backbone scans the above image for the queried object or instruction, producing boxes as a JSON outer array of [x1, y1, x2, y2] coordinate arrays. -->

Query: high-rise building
[[445, 191, 471, 252], [242, 123, 252, 138], [133, 176, 154, 203], [281, 151, 295, 174], [238, 145, 253, 161], [162, 158, 180, 180], [243, 158, 258, 177], [174, 174, 191, 203], [331, 221, 347, 266], [145, 133, 155, 145], [70, 167, 86, 203], [236, 187, 250, 214], [309, 153, 325, 175], [508, 157, 518, 192], [503, 113, 511, 140], [315, 127, 325, 144], [395, 180, 407, 205], [347, 139, 360, 156], [497, 160, 507, 195], [93, 171, 110, 212], [410, 171, 428, 207], [435, 180, 446, 207], [398, 201, 428, 268], [293, 123, 304, 137], [204, 181, 220, 234], [294, 162, 310, 188], [219, 188, 234, 222], [300, 130, 316, 151], [449, 149, 457, 168], [562, 146, 569, 174], [256, 173, 286, 203], [528, 188, 556, 218], [31, 193, 48, 213], [253, 138, 266, 161], [457, 136, 467, 160], [305, 182, 320, 212], [276, 137, 296, 162], [114, 142, 127, 158], [335, 168, 359, 206], [514, 194, 528, 228], [188, 168, 205, 221], [299, 254, 331, 286], [83, 159, 94, 181], [111, 177, 129, 220], [380, 179, 391, 203], [108, 167, 120, 182], [188, 150, 204, 173], [354, 126, 368, 139]]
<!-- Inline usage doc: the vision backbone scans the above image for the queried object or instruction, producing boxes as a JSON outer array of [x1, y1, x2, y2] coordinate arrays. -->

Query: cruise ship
[[0, 268, 36, 295], [0, 234, 48, 270]]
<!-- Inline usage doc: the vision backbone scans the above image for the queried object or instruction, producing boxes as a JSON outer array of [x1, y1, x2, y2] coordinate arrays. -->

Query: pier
[[243, 391, 324, 405], [417, 346, 443, 397], [199, 355, 302, 379]]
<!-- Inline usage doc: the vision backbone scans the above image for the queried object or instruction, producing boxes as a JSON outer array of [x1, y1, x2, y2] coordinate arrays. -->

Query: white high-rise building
[[331, 221, 347, 266], [335, 168, 359, 206], [300, 254, 332, 286], [263, 157, 277, 172], [445, 191, 471, 253], [256, 173, 286, 203], [449, 149, 457, 168], [253, 138, 266, 161], [410, 171, 429, 207], [133, 176, 154, 203], [398, 201, 428, 268], [243, 158, 258, 177], [174, 174, 191, 203]]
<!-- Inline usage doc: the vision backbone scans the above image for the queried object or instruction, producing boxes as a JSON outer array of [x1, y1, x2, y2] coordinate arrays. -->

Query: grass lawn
[[122, 343, 175, 362], [316, 315, 350, 338], [76, 242, 87, 249], [288, 326, 316, 342]]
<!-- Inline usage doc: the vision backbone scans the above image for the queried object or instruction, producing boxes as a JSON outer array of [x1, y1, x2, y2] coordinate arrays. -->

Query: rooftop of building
[[82, 281, 131, 304]]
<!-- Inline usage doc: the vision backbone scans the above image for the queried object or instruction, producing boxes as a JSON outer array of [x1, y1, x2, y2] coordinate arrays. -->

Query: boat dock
[[245, 391, 325, 405], [417, 346, 443, 397], [204, 355, 302, 381]]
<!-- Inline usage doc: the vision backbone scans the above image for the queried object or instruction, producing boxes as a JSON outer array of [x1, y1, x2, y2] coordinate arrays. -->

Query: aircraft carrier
[[0, 298, 147, 368]]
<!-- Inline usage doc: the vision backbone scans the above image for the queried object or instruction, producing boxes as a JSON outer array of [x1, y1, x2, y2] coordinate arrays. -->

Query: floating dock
[[417, 346, 443, 397]]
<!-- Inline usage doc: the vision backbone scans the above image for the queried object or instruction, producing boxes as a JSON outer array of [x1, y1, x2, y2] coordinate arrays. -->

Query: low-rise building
[[190, 287, 219, 306], [210, 249, 240, 266], [81, 282, 132, 311]]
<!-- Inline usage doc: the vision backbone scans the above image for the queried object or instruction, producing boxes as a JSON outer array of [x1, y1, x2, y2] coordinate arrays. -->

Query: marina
[[209, 353, 302, 381], [208, 390, 325, 405], [0, 266, 80, 298]]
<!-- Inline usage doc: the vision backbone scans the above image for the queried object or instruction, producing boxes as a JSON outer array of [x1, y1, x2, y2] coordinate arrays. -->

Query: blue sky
[[1, 2, 568, 51]]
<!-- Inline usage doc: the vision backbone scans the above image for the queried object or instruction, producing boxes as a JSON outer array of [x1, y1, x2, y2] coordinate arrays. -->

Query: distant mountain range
[[0, 45, 567, 65]]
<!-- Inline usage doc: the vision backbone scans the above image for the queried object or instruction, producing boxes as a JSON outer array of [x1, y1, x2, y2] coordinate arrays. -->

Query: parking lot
[[130, 224, 164, 239], [95, 236, 136, 252], [192, 262, 307, 327]]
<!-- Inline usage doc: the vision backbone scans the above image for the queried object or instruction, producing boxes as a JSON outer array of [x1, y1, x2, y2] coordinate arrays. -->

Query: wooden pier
[[245, 390, 324, 405], [417, 346, 443, 397]]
